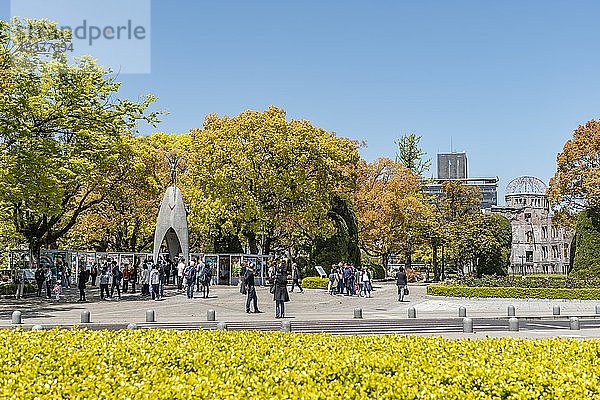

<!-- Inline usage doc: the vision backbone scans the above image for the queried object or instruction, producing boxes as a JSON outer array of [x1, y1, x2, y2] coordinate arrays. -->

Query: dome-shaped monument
[[506, 176, 547, 195]]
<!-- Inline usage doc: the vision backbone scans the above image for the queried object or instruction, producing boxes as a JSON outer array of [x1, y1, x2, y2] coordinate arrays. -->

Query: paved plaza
[[2, 281, 600, 338]]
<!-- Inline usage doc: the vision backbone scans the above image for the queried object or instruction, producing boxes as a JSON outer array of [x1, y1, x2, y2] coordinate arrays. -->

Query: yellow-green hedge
[[302, 276, 329, 289], [427, 284, 600, 299], [2, 330, 600, 399]]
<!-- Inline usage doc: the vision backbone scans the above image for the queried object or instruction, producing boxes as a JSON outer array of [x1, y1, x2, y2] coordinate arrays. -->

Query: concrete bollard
[[216, 322, 228, 331], [459, 307, 467, 318], [11, 310, 22, 325], [508, 305, 516, 317], [570, 317, 580, 330], [281, 320, 291, 332], [408, 307, 416, 319], [553, 305, 560, 316], [509, 317, 519, 332], [596, 305, 600, 315], [353, 308, 363, 319], [31, 325, 43, 331], [80, 310, 91, 324], [207, 309, 216, 321], [145, 309, 156, 323], [463, 317, 473, 333], [127, 323, 138, 330]]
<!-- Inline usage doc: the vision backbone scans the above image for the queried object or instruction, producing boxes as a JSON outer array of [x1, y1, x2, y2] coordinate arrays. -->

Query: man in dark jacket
[[272, 265, 290, 318], [396, 267, 408, 302], [78, 268, 88, 301], [244, 263, 261, 313], [35, 266, 45, 297], [110, 262, 122, 299]]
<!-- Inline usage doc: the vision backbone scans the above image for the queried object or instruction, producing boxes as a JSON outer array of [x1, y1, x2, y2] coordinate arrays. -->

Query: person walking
[[35, 266, 45, 297], [99, 268, 111, 300], [44, 266, 53, 299], [110, 262, 122, 300], [272, 265, 290, 318], [244, 263, 261, 313], [77, 268, 87, 301], [150, 265, 161, 300], [396, 267, 408, 302], [289, 263, 303, 293]]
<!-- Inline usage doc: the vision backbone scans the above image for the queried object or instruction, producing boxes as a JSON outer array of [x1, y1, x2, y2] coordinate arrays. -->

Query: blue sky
[[4, 1, 600, 203]]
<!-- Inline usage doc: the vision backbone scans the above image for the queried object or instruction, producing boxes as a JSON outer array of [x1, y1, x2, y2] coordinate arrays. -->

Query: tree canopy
[[186, 106, 359, 255], [0, 18, 159, 260]]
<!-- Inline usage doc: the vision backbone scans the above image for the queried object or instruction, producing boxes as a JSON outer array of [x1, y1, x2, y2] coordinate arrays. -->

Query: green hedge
[[427, 284, 600, 300], [0, 282, 37, 296], [449, 275, 600, 289], [302, 277, 329, 289]]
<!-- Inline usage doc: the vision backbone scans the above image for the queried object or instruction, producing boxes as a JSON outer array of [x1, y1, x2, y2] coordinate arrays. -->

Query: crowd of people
[[327, 262, 375, 298], [27, 256, 410, 318], [32, 256, 213, 302]]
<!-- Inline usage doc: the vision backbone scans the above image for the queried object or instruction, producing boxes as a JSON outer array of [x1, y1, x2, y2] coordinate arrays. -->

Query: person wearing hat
[[244, 263, 261, 313]]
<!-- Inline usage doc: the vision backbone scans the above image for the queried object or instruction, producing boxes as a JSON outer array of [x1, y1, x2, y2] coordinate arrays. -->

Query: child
[[53, 281, 62, 301]]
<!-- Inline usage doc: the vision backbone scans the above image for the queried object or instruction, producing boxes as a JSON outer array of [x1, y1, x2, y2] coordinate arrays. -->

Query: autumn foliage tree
[[353, 158, 434, 270], [549, 120, 600, 276]]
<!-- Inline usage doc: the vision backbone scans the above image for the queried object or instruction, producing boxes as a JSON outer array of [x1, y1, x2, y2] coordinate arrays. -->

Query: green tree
[[0, 18, 159, 262], [311, 193, 361, 269], [395, 133, 430, 176], [570, 208, 600, 277], [186, 106, 359, 255]]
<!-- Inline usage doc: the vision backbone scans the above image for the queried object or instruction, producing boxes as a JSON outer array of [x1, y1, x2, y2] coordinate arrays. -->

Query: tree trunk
[[432, 242, 439, 281]]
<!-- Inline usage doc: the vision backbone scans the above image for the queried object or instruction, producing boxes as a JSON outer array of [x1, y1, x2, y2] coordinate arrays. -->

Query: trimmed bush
[[2, 330, 600, 398], [0, 283, 36, 296], [449, 275, 600, 289], [427, 284, 600, 300], [302, 277, 329, 289]]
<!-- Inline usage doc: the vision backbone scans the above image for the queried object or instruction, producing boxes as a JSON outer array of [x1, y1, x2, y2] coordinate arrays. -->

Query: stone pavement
[[2, 282, 600, 338]]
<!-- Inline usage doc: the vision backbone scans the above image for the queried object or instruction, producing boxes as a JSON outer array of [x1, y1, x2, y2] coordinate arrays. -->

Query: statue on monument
[[168, 153, 180, 186]]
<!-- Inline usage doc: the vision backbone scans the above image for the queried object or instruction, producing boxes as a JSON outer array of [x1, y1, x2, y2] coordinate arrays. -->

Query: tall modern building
[[437, 152, 467, 179], [424, 151, 498, 209]]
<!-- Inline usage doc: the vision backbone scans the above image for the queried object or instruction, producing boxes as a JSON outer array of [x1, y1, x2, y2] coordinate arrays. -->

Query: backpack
[[185, 267, 194, 281]]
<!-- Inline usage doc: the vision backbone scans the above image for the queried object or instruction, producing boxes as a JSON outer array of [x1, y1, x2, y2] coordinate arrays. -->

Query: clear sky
[[4, 0, 600, 203]]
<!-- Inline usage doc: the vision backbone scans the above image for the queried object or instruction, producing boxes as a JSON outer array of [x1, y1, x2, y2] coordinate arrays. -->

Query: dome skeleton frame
[[506, 176, 547, 195]]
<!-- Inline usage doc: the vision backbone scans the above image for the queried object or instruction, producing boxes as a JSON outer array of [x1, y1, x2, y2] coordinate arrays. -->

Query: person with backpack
[[289, 263, 303, 293], [199, 262, 212, 299]]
